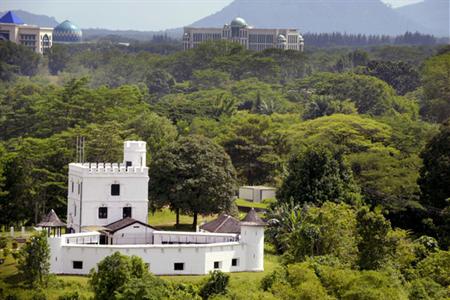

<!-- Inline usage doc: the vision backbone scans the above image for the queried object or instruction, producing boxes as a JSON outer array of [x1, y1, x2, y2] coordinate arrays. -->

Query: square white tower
[[66, 141, 149, 232]]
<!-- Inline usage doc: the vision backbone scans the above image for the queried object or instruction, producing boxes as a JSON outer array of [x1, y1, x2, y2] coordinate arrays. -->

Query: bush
[[261, 268, 287, 291], [409, 278, 449, 300], [11, 242, 18, 249], [199, 270, 230, 300], [58, 291, 80, 300], [11, 251, 19, 261], [0, 237, 7, 249], [31, 290, 47, 300], [3, 247, 10, 258], [89, 252, 155, 300], [114, 276, 167, 300], [415, 250, 450, 287]]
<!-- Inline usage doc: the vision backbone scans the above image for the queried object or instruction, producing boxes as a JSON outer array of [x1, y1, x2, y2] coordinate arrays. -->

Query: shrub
[[261, 268, 287, 291], [0, 237, 7, 249], [409, 278, 449, 300], [58, 291, 80, 300], [3, 247, 10, 258], [11, 251, 19, 261], [12, 242, 18, 249], [199, 270, 230, 299], [17, 231, 50, 287], [89, 252, 155, 300], [31, 290, 47, 300], [415, 250, 450, 287]]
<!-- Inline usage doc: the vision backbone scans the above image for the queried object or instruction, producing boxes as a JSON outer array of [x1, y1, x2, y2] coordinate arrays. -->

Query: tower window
[[111, 184, 120, 196], [123, 207, 132, 218], [98, 207, 108, 219], [174, 263, 184, 271]]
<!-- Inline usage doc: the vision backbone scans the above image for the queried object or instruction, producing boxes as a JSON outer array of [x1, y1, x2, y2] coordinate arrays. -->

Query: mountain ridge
[[396, 0, 449, 37], [190, 0, 437, 36]]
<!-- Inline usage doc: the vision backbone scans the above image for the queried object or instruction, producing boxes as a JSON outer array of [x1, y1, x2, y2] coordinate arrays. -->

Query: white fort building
[[46, 141, 265, 275], [183, 17, 304, 52]]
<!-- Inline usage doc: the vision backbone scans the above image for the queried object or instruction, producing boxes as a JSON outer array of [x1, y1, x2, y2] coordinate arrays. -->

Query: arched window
[[42, 34, 50, 54]]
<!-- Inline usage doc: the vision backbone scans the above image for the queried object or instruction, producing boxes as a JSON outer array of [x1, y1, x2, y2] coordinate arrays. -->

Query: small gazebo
[[37, 209, 66, 237]]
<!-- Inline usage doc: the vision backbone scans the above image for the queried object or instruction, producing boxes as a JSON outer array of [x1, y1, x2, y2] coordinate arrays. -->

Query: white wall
[[261, 190, 276, 201], [239, 186, 276, 203], [49, 237, 247, 275], [112, 225, 154, 245], [239, 187, 254, 201]]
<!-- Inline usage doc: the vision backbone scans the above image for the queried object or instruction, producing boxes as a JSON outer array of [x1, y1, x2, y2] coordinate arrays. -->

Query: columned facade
[[183, 17, 304, 52]]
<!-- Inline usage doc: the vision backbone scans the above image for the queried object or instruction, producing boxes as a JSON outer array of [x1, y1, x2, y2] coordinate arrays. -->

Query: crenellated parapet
[[69, 162, 148, 176]]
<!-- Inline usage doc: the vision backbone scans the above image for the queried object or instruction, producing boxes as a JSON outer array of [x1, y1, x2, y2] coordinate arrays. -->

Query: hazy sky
[[0, 0, 424, 31]]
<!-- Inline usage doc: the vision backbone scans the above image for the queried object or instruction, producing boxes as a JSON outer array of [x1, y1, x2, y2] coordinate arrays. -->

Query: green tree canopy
[[418, 121, 450, 209], [89, 252, 151, 300], [17, 231, 50, 287], [420, 52, 450, 123], [288, 72, 397, 116], [277, 146, 360, 206], [149, 135, 237, 228]]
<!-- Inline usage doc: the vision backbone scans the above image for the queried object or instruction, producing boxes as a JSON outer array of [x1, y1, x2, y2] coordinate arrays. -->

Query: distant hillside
[[190, 0, 428, 35], [396, 0, 449, 37], [0, 10, 59, 27]]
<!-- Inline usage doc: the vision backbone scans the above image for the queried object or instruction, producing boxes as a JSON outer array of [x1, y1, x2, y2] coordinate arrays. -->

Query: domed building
[[230, 17, 248, 28], [53, 20, 82, 43], [183, 17, 304, 52]]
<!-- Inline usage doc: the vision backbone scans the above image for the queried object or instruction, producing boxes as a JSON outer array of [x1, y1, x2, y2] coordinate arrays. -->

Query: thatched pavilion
[[37, 209, 66, 237]]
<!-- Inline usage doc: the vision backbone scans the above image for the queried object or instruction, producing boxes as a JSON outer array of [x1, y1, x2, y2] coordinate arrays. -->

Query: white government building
[[46, 141, 265, 275], [183, 17, 304, 52]]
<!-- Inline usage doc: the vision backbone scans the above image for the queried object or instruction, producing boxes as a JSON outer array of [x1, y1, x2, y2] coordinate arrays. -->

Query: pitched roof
[[0, 11, 24, 24], [105, 218, 156, 233], [200, 214, 241, 234], [37, 209, 66, 227], [241, 208, 265, 226]]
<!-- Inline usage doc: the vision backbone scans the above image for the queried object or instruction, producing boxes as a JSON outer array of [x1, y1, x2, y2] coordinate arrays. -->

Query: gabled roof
[[37, 209, 66, 227], [0, 11, 24, 24], [241, 208, 265, 226], [200, 214, 241, 234], [105, 217, 156, 233]]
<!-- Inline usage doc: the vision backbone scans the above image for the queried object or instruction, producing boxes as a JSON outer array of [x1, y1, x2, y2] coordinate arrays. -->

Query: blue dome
[[53, 20, 82, 43]]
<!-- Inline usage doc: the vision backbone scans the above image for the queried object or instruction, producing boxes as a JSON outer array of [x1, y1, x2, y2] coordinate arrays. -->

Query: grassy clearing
[[235, 198, 269, 209], [149, 207, 217, 231]]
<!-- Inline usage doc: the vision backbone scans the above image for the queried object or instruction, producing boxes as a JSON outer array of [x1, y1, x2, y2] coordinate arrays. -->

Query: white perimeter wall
[[49, 238, 253, 275]]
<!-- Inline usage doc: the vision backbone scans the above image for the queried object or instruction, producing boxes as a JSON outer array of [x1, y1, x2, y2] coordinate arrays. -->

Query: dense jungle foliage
[[0, 39, 449, 299]]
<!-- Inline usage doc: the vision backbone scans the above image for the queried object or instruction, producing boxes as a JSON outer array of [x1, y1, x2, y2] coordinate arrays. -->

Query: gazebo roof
[[240, 208, 265, 226], [200, 214, 241, 234], [37, 209, 66, 227]]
